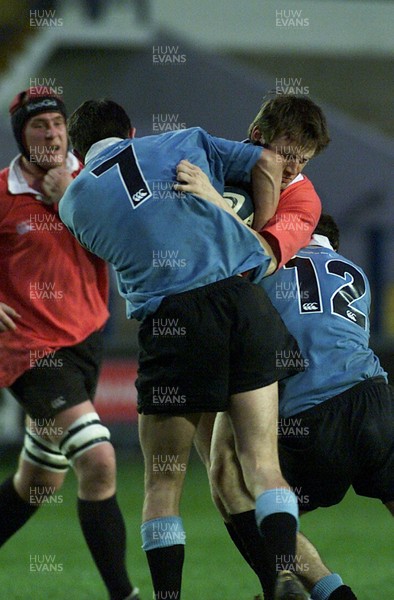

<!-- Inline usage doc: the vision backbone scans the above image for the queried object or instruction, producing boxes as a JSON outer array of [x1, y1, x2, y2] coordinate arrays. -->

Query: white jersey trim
[[309, 234, 334, 251]]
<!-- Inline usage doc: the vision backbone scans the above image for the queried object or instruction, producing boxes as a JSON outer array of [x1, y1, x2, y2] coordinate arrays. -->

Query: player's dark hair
[[314, 213, 340, 251], [68, 99, 132, 159], [248, 94, 330, 156]]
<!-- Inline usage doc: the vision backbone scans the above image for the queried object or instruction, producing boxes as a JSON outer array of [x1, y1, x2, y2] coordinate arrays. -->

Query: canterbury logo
[[346, 309, 357, 321], [302, 302, 318, 311], [132, 189, 149, 203]]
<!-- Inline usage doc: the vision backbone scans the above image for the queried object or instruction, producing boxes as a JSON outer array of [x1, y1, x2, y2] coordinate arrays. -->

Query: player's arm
[[206, 132, 283, 230], [250, 148, 284, 231], [0, 302, 21, 332], [175, 159, 277, 274], [260, 184, 322, 270]]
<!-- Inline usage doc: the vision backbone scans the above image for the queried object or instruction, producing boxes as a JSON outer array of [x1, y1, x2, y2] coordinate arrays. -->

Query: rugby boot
[[274, 570, 308, 600]]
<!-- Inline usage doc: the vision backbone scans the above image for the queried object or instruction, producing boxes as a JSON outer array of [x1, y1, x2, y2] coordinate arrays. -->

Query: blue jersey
[[59, 127, 270, 320], [261, 237, 387, 417]]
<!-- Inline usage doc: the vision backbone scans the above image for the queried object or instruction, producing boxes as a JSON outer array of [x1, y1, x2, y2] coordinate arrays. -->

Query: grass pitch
[[0, 448, 392, 599]]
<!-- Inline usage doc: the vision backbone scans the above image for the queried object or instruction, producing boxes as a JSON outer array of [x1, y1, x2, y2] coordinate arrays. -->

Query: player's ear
[[251, 126, 263, 144], [128, 127, 136, 139]]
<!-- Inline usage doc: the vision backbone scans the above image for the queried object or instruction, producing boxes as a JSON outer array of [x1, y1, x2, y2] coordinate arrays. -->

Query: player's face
[[252, 128, 316, 190], [266, 135, 316, 190], [23, 112, 68, 170]]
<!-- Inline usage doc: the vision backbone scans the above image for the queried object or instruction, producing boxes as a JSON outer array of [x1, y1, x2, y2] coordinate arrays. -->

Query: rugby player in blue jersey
[[207, 213, 392, 600], [58, 99, 318, 600], [183, 163, 391, 600]]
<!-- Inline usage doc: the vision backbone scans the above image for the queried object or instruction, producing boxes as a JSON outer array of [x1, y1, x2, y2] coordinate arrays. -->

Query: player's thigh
[[40, 399, 99, 442]]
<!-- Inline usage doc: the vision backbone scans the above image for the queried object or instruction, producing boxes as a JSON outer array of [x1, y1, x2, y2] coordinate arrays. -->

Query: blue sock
[[141, 515, 185, 551], [311, 574, 343, 600], [255, 488, 299, 528]]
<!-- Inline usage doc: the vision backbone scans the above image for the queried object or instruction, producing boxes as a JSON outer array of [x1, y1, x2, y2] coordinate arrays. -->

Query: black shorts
[[9, 331, 104, 421], [278, 377, 394, 511], [136, 276, 303, 414]]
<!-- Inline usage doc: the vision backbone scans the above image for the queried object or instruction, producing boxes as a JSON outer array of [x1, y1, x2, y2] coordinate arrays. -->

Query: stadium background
[[0, 2, 392, 598]]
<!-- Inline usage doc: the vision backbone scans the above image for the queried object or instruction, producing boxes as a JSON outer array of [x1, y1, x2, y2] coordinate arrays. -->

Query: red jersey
[[0, 153, 109, 387], [260, 174, 321, 270]]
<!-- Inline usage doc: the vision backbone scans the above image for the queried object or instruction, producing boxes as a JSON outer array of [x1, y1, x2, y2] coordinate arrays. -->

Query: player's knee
[[14, 469, 65, 504], [17, 430, 69, 503], [25, 478, 61, 505], [57, 411, 114, 497], [74, 442, 116, 495]]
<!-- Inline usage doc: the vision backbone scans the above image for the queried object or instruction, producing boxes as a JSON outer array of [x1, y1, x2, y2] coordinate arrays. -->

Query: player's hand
[[174, 160, 222, 204], [0, 302, 21, 332], [41, 167, 73, 205]]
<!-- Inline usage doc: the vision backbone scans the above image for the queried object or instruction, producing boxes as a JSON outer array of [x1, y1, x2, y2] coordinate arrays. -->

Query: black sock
[[224, 520, 254, 567], [259, 512, 298, 576], [146, 545, 184, 600], [0, 477, 39, 546], [77, 495, 133, 600], [329, 586, 358, 600], [229, 511, 276, 599]]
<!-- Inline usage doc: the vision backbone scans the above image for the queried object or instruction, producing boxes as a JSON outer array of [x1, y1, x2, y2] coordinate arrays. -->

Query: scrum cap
[[9, 87, 67, 160]]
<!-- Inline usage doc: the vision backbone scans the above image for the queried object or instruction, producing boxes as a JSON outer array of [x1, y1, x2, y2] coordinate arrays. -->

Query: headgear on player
[[9, 87, 67, 162]]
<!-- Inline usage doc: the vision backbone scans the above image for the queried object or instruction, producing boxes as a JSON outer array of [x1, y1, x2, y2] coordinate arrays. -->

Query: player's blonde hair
[[248, 94, 330, 156]]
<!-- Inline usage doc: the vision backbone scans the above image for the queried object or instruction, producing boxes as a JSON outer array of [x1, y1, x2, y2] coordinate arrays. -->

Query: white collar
[[85, 137, 125, 164], [309, 233, 334, 250], [8, 152, 79, 198], [284, 173, 304, 188]]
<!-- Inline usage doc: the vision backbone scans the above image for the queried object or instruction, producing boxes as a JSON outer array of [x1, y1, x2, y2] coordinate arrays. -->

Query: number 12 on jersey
[[284, 256, 367, 329]]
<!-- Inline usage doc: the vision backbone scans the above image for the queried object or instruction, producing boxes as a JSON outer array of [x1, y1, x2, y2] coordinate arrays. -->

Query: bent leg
[[0, 451, 67, 548], [49, 401, 134, 600], [211, 411, 275, 597], [294, 532, 357, 600], [0, 412, 68, 548], [210, 411, 355, 599]]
